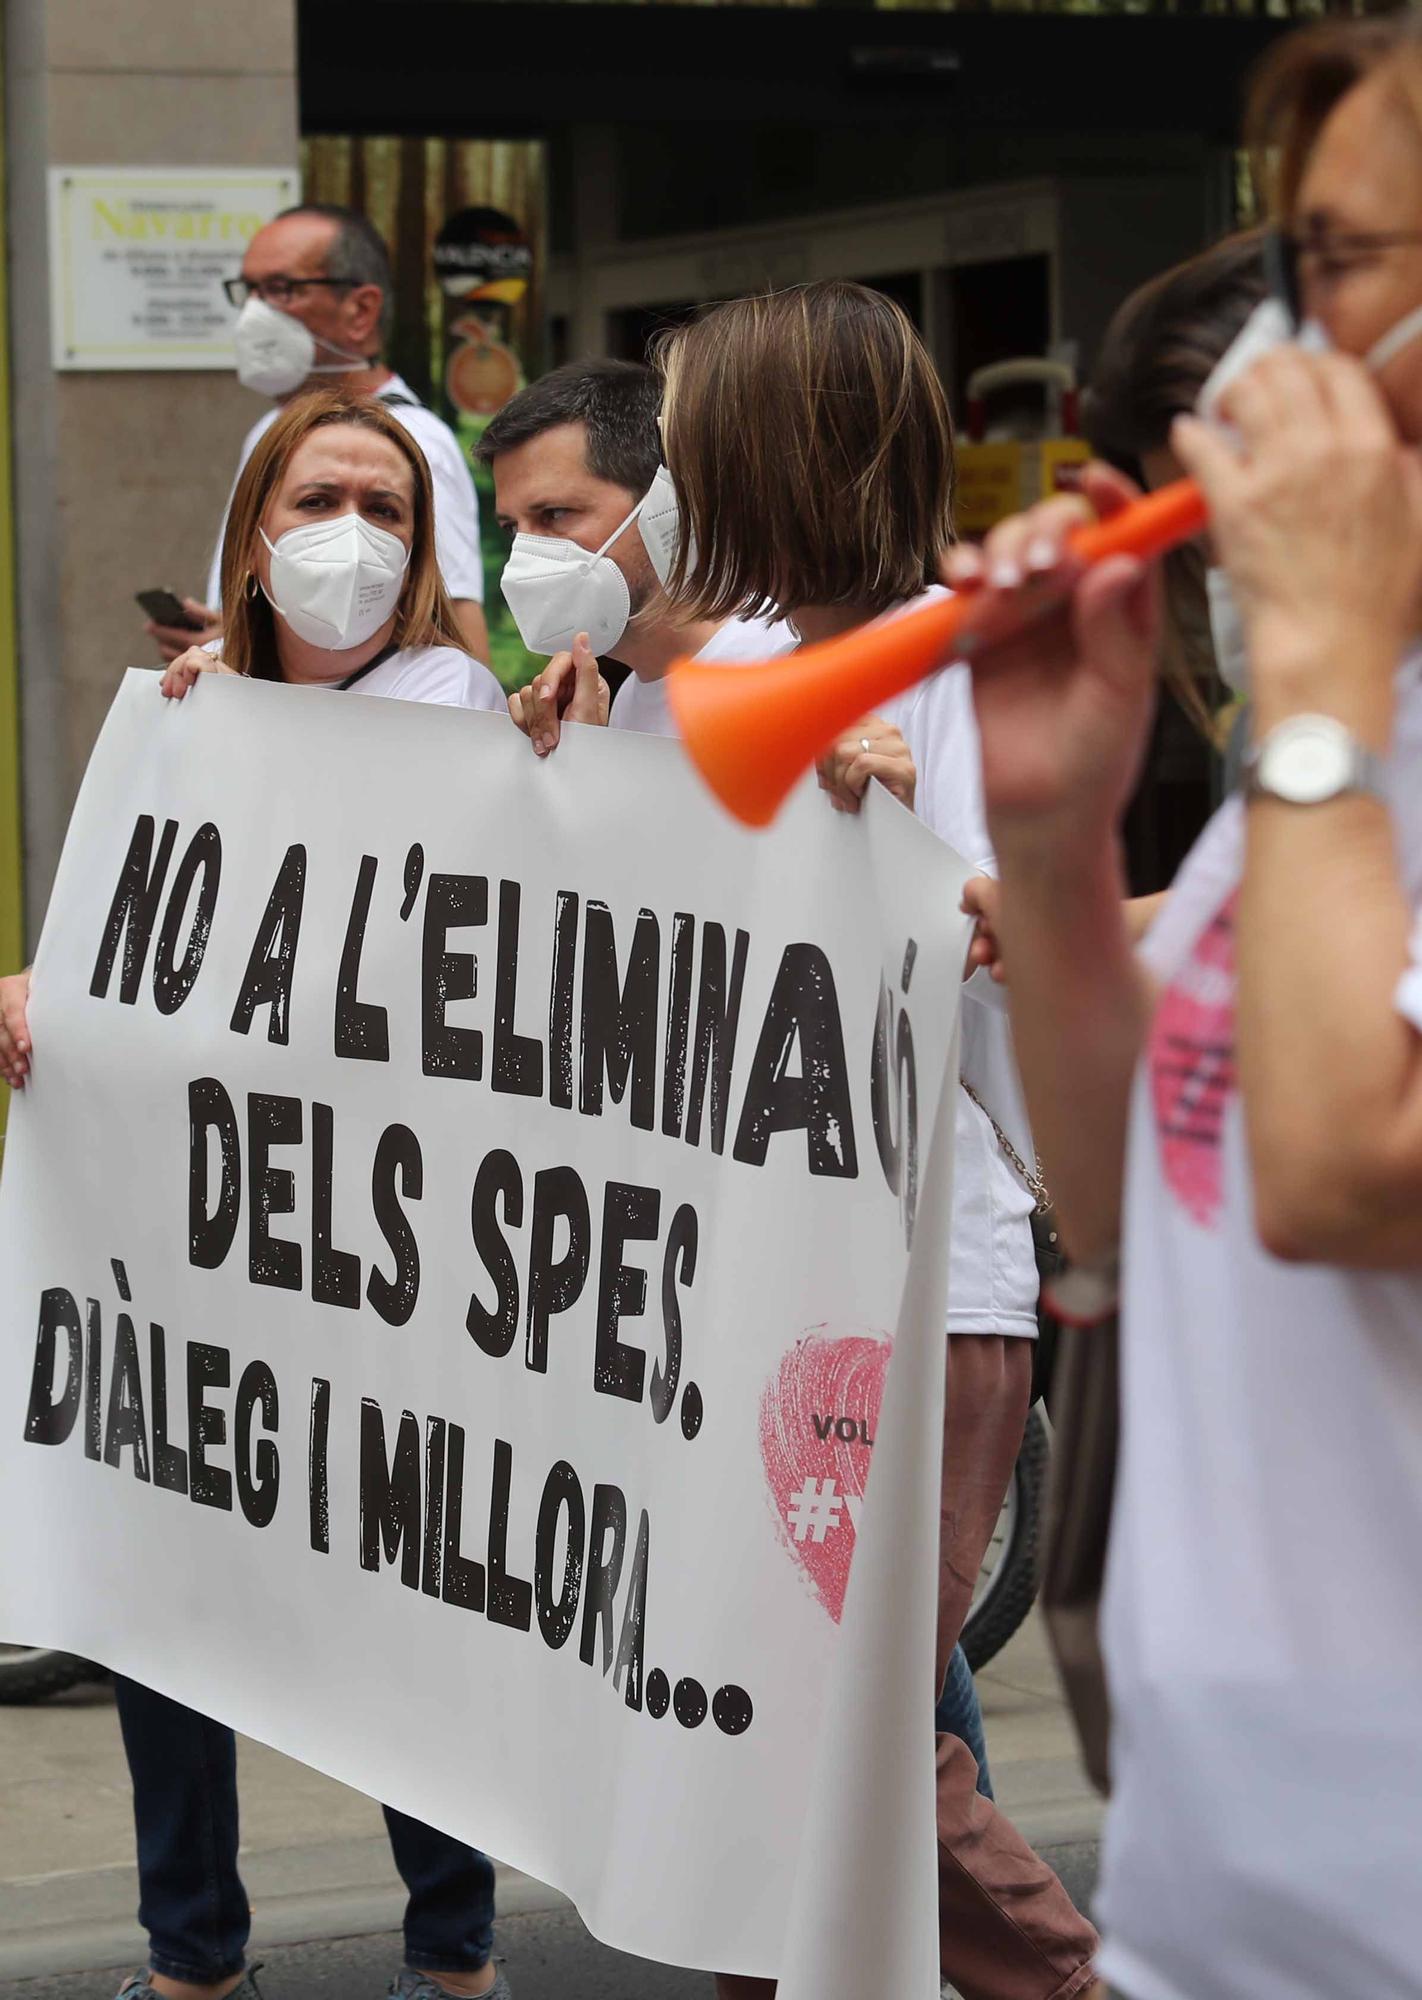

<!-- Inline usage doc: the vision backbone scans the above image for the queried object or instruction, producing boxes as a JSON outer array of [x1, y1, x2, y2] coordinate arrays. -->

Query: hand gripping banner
[[0, 674, 971, 1990]]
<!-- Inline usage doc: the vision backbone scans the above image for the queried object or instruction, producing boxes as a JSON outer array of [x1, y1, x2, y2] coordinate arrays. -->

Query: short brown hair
[[219, 390, 463, 680], [475, 359, 662, 496], [1246, 14, 1422, 220], [656, 280, 955, 621]]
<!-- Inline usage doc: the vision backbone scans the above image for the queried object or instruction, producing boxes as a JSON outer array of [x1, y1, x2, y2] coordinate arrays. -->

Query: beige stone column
[[5, 0, 299, 944]]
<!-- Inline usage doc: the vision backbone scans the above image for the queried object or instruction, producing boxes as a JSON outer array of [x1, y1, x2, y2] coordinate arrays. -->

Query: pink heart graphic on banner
[[760, 1329, 892, 1624]]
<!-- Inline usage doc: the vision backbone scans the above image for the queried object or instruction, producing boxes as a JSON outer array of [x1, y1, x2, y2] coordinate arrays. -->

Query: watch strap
[[1242, 715, 1386, 805]]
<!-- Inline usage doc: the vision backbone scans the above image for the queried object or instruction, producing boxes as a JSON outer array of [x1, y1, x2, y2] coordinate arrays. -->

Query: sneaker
[[388, 1970, 512, 2000], [116, 1972, 266, 2000]]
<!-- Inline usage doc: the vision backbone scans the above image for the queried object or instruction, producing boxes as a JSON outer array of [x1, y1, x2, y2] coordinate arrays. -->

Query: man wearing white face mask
[[476, 361, 914, 810], [478, 360, 793, 733], [145, 204, 489, 667]]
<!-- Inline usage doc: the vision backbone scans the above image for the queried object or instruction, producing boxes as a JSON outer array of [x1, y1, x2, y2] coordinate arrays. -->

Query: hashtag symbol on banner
[[786, 1477, 845, 1544]]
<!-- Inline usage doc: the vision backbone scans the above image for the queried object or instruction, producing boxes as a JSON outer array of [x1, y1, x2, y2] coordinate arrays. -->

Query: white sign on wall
[[48, 166, 299, 372]]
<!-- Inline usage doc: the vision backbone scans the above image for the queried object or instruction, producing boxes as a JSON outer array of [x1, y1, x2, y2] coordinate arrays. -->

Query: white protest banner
[[0, 672, 972, 1985]]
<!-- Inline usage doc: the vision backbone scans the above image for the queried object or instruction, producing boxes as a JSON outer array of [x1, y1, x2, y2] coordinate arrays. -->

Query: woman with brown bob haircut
[[659, 278, 953, 624], [949, 12, 1422, 1997], [163, 388, 505, 708], [659, 280, 1104, 2000]]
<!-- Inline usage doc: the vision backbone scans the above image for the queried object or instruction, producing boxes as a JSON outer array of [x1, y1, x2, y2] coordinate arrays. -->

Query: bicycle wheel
[[0, 1643, 97, 1703], [960, 1406, 1048, 1673]]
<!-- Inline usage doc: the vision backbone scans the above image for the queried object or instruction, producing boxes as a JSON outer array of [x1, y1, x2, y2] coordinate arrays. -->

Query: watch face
[[1258, 717, 1353, 804]]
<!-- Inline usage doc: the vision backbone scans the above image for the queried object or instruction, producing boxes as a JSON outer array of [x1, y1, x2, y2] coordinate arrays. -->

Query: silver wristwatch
[[1243, 713, 1386, 807]]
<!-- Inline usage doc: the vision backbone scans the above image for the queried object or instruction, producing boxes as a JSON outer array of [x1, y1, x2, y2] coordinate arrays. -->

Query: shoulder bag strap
[[337, 639, 401, 692]]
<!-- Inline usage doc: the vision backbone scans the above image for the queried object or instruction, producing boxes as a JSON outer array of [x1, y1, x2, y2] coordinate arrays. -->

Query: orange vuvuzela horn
[[668, 476, 1208, 827]]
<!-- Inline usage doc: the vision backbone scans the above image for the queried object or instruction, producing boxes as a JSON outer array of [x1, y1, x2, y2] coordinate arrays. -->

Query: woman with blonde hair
[[657, 279, 1102, 2000], [1, 388, 510, 2000], [162, 386, 505, 708], [954, 13, 1422, 1994]]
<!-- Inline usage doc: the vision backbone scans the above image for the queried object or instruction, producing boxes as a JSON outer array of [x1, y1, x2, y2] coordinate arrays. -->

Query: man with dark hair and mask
[[478, 360, 809, 743], [476, 359, 913, 808], [145, 203, 489, 666]]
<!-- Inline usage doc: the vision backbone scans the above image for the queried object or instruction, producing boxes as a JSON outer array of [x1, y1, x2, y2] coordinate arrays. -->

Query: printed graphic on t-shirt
[[1148, 891, 1239, 1227]]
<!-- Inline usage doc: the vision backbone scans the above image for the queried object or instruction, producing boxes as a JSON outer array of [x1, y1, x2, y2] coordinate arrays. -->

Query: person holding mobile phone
[[54, 391, 509, 2000], [135, 588, 205, 639], [145, 204, 490, 668]]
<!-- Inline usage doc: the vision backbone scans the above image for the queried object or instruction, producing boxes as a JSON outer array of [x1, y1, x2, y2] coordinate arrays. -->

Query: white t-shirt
[[206, 637, 503, 711], [615, 601, 1038, 1338], [609, 612, 797, 735], [206, 374, 485, 608], [333, 643, 504, 710], [880, 620, 1038, 1339], [1096, 658, 1422, 2000]]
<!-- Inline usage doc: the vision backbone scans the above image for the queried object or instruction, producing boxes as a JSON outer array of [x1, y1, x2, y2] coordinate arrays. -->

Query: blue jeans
[[113, 1678, 496, 1981], [935, 1642, 994, 1801]]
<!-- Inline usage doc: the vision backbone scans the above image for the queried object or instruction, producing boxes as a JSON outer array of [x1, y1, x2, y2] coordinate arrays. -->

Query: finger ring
[[860, 736, 872, 753]]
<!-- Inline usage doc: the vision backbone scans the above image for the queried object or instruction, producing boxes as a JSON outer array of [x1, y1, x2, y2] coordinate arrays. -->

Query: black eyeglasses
[[1265, 221, 1422, 326], [223, 274, 353, 309]]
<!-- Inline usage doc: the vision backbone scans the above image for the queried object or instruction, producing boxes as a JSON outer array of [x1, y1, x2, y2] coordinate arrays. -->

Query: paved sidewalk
[[0, 1609, 1101, 1982]]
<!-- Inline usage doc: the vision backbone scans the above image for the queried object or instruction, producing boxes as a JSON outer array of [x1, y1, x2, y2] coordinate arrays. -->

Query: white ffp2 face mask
[[1195, 294, 1422, 698], [260, 512, 410, 651], [638, 464, 697, 590], [233, 296, 367, 400], [499, 498, 645, 657], [1196, 298, 1334, 426], [1199, 291, 1422, 426]]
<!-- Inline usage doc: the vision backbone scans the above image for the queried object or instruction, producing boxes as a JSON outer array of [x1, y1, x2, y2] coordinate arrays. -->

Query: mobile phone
[[136, 588, 203, 631]]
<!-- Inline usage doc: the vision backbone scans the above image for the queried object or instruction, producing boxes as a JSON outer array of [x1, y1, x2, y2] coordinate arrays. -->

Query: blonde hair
[[656, 280, 955, 621], [1246, 14, 1422, 221], [219, 389, 464, 679]]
